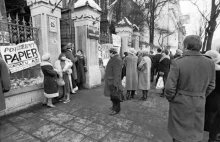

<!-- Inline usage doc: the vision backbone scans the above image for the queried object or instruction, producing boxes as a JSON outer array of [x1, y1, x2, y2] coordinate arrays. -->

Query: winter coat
[[204, 63, 220, 135], [63, 49, 78, 80], [125, 54, 138, 90], [152, 53, 162, 73], [0, 58, 11, 111], [158, 55, 171, 81], [76, 55, 86, 84], [104, 54, 122, 97], [54, 59, 72, 96], [40, 61, 59, 97], [165, 50, 216, 141], [138, 56, 151, 90]]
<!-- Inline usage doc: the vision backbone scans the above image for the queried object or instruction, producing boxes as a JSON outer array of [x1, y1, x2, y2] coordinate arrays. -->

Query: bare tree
[[115, 0, 177, 44], [191, 0, 220, 51], [157, 28, 175, 47]]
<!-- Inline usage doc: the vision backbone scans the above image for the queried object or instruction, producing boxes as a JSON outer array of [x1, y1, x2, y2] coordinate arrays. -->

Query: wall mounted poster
[[49, 16, 57, 33], [0, 41, 41, 73]]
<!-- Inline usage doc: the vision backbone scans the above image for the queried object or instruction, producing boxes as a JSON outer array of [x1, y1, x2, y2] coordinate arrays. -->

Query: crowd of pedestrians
[[40, 43, 87, 108], [104, 35, 220, 142]]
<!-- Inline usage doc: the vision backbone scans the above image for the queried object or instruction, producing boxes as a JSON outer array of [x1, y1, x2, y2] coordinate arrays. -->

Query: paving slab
[[0, 84, 209, 142]]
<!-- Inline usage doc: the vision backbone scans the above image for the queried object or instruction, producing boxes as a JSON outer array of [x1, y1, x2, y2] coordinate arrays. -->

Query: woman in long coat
[[54, 53, 73, 103], [76, 50, 86, 89], [40, 53, 59, 107], [0, 58, 11, 111], [62, 43, 78, 93], [205, 50, 220, 142], [125, 48, 138, 100], [138, 51, 151, 100]]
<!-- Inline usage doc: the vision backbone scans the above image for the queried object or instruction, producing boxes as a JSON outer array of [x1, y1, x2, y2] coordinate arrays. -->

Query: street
[[0, 84, 209, 142]]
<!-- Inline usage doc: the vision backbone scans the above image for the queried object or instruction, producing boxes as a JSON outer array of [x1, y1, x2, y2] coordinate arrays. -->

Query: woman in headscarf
[[40, 53, 59, 107], [124, 48, 138, 100], [75, 49, 86, 89], [138, 50, 151, 100], [54, 53, 73, 103], [204, 50, 220, 142]]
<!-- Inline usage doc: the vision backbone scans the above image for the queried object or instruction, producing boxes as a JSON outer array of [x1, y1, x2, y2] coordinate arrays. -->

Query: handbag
[[110, 87, 124, 102], [57, 77, 65, 86], [156, 76, 164, 89]]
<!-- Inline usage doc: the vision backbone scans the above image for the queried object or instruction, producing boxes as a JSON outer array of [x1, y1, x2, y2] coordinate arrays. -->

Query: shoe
[[73, 86, 78, 91], [109, 110, 119, 116], [71, 90, 77, 94], [63, 100, 70, 103], [47, 104, 55, 108]]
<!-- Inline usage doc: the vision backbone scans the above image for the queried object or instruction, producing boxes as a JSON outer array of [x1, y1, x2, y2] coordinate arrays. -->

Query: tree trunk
[[149, 0, 155, 44], [202, 30, 208, 52], [206, 31, 214, 51]]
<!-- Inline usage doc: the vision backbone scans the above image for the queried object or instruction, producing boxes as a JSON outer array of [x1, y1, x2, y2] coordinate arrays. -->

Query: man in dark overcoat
[[164, 35, 216, 142], [104, 47, 122, 116], [152, 48, 162, 83], [0, 58, 11, 111]]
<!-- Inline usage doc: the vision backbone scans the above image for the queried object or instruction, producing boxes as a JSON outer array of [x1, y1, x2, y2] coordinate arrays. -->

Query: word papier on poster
[[0, 41, 41, 73]]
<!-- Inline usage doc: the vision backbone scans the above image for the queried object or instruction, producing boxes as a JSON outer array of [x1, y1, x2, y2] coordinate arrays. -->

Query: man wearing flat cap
[[104, 47, 122, 115], [164, 35, 216, 142]]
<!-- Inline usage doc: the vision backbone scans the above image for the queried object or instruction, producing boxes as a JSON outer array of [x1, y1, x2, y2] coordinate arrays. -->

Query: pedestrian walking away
[[164, 35, 215, 142]]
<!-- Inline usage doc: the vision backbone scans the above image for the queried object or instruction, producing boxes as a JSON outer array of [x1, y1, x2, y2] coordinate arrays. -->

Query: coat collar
[[108, 54, 119, 64], [40, 61, 53, 67], [183, 50, 203, 56]]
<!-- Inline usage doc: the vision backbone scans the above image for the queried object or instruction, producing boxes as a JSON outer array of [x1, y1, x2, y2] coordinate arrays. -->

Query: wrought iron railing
[[0, 14, 42, 90], [99, 32, 112, 44]]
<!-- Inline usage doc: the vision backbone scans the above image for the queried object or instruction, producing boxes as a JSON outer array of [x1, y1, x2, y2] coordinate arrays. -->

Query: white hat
[[41, 53, 51, 61], [128, 48, 137, 55]]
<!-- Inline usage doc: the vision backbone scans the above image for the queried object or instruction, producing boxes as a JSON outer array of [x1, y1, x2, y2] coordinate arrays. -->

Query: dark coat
[[0, 58, 11, 111], [152, 53, 162, 72], [104, 54, 122, 97], [40, 61, 58, 94], [165, 51, 216, 141], [63, 49, 78, 80], [158, 56, 171, 81], [76, 55, 86, 84], [204, 64, 220, 135]]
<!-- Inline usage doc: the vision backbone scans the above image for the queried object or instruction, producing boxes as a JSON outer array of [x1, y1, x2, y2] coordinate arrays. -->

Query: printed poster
[[0, 41, 41, 73]]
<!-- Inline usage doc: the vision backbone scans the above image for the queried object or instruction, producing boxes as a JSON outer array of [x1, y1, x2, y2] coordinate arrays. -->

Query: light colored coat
[[165, 51, 215, 141], [125, 54, 138, 90], [138, 56, 151, 90]]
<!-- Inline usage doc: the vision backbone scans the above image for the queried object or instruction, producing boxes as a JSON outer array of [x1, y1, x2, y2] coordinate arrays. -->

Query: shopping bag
[[156, 76, 164, 89], [110, 88, 124, 102], [122, 77, 126, 88]]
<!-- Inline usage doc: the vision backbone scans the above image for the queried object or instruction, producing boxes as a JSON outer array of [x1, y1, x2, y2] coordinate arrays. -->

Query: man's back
[[175, 51, 215, 96]]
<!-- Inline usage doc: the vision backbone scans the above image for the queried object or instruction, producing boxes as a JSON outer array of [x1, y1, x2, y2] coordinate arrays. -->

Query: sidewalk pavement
[[0, 84, 209, 142]]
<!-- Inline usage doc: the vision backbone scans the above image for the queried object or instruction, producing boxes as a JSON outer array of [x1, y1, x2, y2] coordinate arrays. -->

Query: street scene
[[0, 0, 220, 142]]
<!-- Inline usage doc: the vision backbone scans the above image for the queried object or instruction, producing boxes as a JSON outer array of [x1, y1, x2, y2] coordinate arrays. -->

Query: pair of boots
[[43, 98, 55, 108], [140, 90, 148, 101], [126, 90, 135, 100]]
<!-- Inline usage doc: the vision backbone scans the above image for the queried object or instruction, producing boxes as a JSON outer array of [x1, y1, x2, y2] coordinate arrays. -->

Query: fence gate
[[0, 14, 42, 90]]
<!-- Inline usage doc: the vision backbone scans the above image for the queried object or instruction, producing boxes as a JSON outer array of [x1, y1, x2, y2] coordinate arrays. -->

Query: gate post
[[27, 0, 62, 64], [116, 17, 133, 56], [132, 28, 140, 51], [72, 0, 102, 88]]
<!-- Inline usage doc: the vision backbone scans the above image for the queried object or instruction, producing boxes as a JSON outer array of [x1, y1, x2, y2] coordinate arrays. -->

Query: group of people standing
[[104, 35, 220, 142], [40, 43, 86, 108]]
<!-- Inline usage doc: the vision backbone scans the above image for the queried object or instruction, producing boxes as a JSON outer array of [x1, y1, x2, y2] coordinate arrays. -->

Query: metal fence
[[0, 14, 42, 90]]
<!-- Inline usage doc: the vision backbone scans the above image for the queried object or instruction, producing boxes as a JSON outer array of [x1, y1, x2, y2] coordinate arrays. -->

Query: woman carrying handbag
[[54, 53, 73, 103]]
